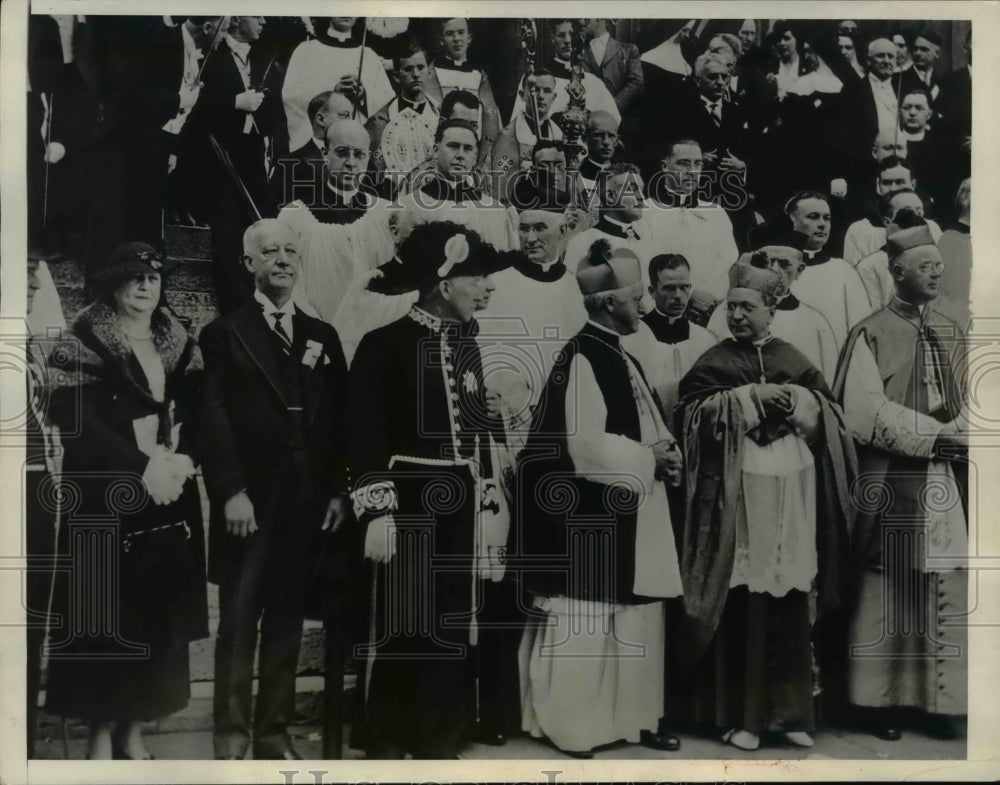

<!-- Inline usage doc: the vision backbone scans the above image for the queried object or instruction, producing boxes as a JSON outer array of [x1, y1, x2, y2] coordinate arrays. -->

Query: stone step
[[165, 223, 213, 261], [47, 251, 220, 333], [36, 673, 358, 738]]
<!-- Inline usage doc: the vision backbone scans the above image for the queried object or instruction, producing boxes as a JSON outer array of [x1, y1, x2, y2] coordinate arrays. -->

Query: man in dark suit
[[662, 52, 752, 193], [186, 15, 280, 313], [110, 17, 221, 255], [828, 37, 903, 196], [200, 218, 351, 760], [579, 19, 644, 116], [934, 29, 971, 222], [900, 29, 943, 101], [663, 52, 756, 248]]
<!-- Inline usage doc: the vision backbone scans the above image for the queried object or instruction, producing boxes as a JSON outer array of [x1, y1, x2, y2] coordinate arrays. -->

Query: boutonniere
[[302, 339, 324, 369]]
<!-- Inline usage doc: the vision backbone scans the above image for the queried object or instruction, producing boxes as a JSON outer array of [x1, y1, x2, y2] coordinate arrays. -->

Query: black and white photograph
[[2, 1, 998, 781]]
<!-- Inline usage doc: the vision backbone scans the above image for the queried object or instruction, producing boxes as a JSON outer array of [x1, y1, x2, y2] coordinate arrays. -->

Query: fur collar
[[50, 302, 201, 394]]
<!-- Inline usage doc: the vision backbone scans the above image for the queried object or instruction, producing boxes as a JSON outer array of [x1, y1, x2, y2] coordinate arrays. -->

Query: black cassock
[[348, 307, 513, 757]]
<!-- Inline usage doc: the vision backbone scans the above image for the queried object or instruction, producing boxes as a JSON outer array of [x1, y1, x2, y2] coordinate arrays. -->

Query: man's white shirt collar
[[869, 72, 894, 91], [255, 288, 294, 319], [181, 23, 202, 62], [226, 34, 252, 63]]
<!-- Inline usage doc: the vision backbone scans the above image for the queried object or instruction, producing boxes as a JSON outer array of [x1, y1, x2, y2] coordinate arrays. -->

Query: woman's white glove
[[364, 514, 397, 564], [142, 450, 184, 505]]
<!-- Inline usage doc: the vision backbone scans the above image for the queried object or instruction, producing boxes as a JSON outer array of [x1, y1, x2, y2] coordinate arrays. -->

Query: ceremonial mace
[[42, 93, 53, 231], [519, 20, 545, 139], [556, 21, 590, 207], [352, 20, 369, 120]]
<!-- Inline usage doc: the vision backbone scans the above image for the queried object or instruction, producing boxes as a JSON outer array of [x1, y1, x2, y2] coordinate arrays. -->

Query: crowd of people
[[25, 15, 971, 761]]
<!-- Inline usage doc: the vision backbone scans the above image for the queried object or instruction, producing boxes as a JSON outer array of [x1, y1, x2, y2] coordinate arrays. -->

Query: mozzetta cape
[[674, 337, 857, 662], [516, 322, 680, 605]]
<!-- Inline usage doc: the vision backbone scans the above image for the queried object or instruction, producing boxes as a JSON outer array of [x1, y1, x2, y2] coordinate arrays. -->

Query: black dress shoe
[[252, 745, 302, 760], [217, 754, 244, 760], [471, 728, 507, 746], [921, 715, 959, 740], [872, 724, 902, 741], [639, 729, 681, 752]]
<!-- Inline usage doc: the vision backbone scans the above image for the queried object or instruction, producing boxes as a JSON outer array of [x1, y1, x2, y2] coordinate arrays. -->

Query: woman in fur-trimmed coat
[[44, 243, 207, 760]]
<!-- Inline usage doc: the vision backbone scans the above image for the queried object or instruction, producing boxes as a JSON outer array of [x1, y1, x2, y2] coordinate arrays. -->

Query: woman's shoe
[[783, 731, 814, 747], [721, 729, 760, 751]]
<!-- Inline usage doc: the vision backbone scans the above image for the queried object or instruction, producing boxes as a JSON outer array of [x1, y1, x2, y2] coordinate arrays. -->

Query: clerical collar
[[775, 291, 800, 311], [901, 127, 927, 142], [585, 318, 623, 342], [597, 214, 640, 239], [398, 94, 427, 114], [803, 248, 831, 266], [520, 112, 554, 140], [317, 26, 358, 47], [580, 158, 609, 179], [513, 253, 566, 282], [420, 172, 480, 203], [643, 309, 690, 344], [751, 333, 774, 347], [325, 179, 359, 202], [226, 34, 251, 62], [656, 189, 696, 208], [439, 55, 475, 72], [890, 295, 926, 319], [549, 57, 572, 78]]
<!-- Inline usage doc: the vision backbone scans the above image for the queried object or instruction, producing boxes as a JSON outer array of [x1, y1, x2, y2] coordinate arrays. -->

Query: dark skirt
[[44, 474, 207, 722], [688, 587, 815, 735]]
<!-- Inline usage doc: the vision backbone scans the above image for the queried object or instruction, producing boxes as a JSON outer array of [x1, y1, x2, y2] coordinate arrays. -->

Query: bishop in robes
[[676, 260, 856, 752], [348, 222, 512, 759], [832, 224, 968, 742], [517, 246, 685, 758], [707, 226, 839, 383], [282, 17, 394, 152], [477, 195, 587, 454]]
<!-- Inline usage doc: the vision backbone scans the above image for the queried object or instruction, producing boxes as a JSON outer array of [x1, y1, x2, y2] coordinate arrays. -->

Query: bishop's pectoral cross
[[921, 329, 947, 414]]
